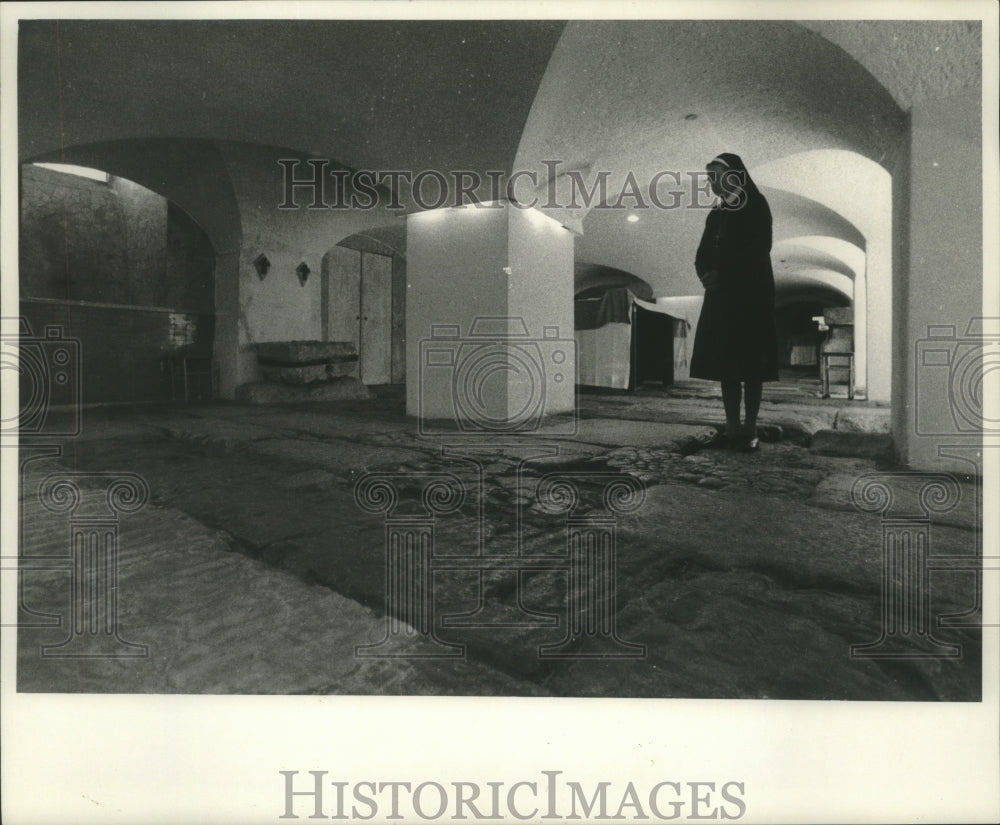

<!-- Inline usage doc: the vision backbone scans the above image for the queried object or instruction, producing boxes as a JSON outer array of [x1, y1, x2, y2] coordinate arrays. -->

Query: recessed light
[[627, 214, 640, 223]]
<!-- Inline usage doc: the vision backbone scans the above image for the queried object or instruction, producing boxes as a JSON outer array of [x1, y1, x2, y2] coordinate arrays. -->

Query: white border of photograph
[[2, 1, 998, 823]]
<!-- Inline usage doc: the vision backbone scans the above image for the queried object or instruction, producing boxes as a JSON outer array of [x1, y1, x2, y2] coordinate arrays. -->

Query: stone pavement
[[14, 383, 982, 699]]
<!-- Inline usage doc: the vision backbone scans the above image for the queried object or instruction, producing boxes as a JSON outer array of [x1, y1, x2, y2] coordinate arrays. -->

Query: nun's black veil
[[708, 152, 764, 203]]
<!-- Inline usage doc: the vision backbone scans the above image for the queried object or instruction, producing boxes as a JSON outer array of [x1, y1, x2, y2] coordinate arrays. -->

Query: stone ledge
[[259, 361, 359, 384], [808, 472, 978, 531], [834, 407, 892, 434], [809, 429, 894, 460], [235, 378, 372, 404]]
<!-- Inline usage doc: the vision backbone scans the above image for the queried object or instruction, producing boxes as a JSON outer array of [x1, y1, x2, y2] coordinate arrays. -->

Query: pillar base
[[850, 633, 960, 660], [539, 633, 646, 660], [42, 632, 148, 659]]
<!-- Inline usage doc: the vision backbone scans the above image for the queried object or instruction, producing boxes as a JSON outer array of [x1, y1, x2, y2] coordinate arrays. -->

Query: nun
[[689, 152, 779, 451]]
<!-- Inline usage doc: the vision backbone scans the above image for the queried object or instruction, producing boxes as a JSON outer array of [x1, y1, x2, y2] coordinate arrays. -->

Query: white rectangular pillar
[[893, 94, 985, 472], [405, 202, 575, 432]]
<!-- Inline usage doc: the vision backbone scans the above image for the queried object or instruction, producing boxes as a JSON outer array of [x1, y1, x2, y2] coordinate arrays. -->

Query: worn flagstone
[[14, 383, 979, 699]]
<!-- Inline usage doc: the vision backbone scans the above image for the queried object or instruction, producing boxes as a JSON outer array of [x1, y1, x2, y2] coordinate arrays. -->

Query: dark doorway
[[631, 301, 674, 388]]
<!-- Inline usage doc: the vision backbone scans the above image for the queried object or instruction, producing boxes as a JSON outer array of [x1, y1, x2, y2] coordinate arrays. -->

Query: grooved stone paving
[[15, 385, 980, 699], [17, 484, 543, 695]]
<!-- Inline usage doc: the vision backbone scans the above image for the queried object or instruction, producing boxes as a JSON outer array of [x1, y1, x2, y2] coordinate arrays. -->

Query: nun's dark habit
[[689, 153, 779, 382]]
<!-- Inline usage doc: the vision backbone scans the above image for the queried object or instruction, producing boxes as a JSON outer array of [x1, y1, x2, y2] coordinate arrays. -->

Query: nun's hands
[[700, 269, 721, 289]]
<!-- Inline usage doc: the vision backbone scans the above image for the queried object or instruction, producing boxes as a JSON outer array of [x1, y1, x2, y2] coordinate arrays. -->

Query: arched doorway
[[322, 226, 407, 386]]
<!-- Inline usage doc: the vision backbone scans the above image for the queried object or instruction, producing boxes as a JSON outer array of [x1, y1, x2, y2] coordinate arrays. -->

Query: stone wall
[[19, 164, 215, 404], [20, 165, 134, 302]]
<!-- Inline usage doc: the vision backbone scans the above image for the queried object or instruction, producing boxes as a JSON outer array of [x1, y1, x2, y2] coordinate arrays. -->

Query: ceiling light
[[627, 214, 639, 223]]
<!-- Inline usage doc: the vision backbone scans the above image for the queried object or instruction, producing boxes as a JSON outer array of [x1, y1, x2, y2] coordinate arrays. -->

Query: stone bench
[[235, 340, 371, 403], [254, 340, 359, 384]]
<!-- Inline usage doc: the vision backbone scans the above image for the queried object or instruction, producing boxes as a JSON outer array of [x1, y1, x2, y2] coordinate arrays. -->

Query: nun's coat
[[689, 155, 779, 383]]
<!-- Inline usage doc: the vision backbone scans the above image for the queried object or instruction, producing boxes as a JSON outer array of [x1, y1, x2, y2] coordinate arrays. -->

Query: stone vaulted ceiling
[[19, 19, 566, 174], [17, 17, 982, 300]]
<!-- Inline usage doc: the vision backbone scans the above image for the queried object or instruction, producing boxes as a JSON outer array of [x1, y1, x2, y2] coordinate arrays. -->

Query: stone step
[[235, 377, 372, 404]]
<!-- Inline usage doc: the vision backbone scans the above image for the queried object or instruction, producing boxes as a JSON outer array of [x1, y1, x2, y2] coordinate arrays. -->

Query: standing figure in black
[[689, 152, 779, 450]]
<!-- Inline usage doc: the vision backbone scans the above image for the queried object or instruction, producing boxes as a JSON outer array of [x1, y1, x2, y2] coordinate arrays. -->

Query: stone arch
[[756, 149, 892, 401]]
